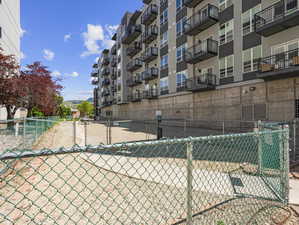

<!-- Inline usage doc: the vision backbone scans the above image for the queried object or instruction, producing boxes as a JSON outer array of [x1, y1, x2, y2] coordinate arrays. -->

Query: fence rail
[[0, 120, 290, 225]]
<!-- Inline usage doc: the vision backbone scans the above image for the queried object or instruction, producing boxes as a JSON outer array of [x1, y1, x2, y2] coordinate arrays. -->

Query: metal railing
[[141, 4, 158, 25], [255, 0, 299, 31], [258, 48, 299, 73], [184, 39, 218, 64], [0, 121, 290, 225], [186, 73, 217, 91], [142, 25, 158, 44], [141, 47, 158, 63], [126, 58, 143, 72], [184, 4, 219, 35], [142, 67, 159, 81]]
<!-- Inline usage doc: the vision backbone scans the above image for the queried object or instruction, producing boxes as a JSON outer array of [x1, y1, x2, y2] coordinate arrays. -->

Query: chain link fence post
[[282, 124, 290, 204], [23, 118, 26, 148], [186, 141, 193, 225], [254, 120, 262, 174], [222, 121, 225, 135], [293, 119, 296, 162], [35, 120, 38, 142], [84, 121, 87, 146], [73, 120, 77, 145]]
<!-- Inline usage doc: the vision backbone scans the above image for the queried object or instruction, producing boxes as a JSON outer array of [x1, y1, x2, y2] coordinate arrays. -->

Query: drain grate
[[230, 177, 244, 187]]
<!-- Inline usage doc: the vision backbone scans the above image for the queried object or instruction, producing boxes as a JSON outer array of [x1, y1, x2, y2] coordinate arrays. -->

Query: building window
[[176, 43, 187, 62], [161, 54, 168, 69], [176, 71, 188, 89], [243, 46, 262, 73], [219, 55, 234, 78], [242, 5, 261, 36], [176, 17, 186, 37], [160, 8, 168, 25], [176, 0, 183, 12], [219, 0, 233, 12], [219, 20, 233, 45], [160, 31, 168, 47], [160, 77, 169, 94]]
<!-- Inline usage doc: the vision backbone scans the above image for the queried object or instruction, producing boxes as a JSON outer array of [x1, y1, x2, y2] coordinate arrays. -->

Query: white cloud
[[20, 28, 26, 38], [94, 57, 100, 63], [20, 52, 26, 60], [43, 49, 55, 61], [51, 70, 61, 77], [64, 34, 72, 42], [81, 24, 118, 57], [66, 72, 79, 77]]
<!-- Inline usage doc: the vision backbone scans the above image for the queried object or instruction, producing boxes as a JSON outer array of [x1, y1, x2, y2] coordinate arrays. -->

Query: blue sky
[[21, 0, 142, 100]]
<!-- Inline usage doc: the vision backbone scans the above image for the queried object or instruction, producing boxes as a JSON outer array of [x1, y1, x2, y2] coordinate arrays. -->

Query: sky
[[21, 0, 142, 101]]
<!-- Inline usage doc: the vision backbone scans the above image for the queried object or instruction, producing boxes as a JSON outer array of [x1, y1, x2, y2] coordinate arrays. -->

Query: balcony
[[111, 44, 117, 55], [143, 88, 158, 99], [92, 63, 98, 68], [102, 57, 110, 66], [184, 39, 218, 64], [90, 70, 98, 77], [121, 24, 142, 45], [101, 89, 110, 97], [186, 73, 217, 92], [126, 41, 142, 57], [184, 4, 219, 36], [142, 67, 159, 81], [255, 0, 299, 37], [91, 78, 99, 85], [184, 0, 204, 8], [111, 56, 117, 67], [142, 47, 158, 63], [141, 4, 158, 25], [127, 74, 143, 87], [102, 78, 110, 86], [101, 68, 110, 76], [127, 58, 143, 72], [111, 68, 117, 80], [257, 48, 299, 80], [102, 100, 113, 107], [142, 25, 158, 44], [128, 92, 143, 102], [142, 0, 152, 4]]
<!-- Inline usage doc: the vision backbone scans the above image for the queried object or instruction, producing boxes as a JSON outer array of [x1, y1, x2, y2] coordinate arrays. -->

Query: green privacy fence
[[0, 124, 290, 225]]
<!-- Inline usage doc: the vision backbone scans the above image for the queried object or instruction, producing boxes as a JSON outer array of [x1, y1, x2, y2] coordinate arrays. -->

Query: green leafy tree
[[58, 104, 72, 118], [31, 106, 44, 117], [77, 101, 94, 118]]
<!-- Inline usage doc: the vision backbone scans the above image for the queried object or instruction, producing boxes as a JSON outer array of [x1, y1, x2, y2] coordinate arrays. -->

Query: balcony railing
[[111, 44, 117, 55], [255, 0, 299, 37], [186, 73, 217, 92], [142, 67, 159, 81], [121, 24, 142, 44], [90, 70, 98, 77], [102, 79, 110, 86], [142, 0, 152, 4], [141, 4, 158, 25], [101, 89, 110, 97], [127, 74, 143, 87], [142, 47, 158, 63], [101, 68, 110, 76], [126, 41, 142, 57], [184, 0, 205, 8], [102, 57, 110, 66], [184, 39, 218, 64], [126, 58, 143, 72], [142, 25, 158, 44], [184, 4, 219, 36], [92, 63, 98, 68], [111, 68, 117, 80], [257, 48, 299, 79], [128, 92, 143, 102], [111, 56, 117, 67], [91, 79, 99, 85], [143, 88, 158, 99]]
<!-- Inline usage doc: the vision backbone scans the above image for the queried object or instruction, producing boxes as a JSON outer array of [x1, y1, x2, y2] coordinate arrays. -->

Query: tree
[[0, 49, 25, 119], [57, 104, 72, 118], [77, 101, 94, 118], [21, 62, 63, 117]]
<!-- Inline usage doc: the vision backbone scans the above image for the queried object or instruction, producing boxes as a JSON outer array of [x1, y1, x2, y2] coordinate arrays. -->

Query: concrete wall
[[101, 77, 298, 122]]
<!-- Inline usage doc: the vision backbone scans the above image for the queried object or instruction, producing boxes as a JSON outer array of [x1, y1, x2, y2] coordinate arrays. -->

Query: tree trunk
[[6, 105, 18, 120]]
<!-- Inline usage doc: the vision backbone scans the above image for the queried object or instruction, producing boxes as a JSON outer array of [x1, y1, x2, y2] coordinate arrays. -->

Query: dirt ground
[[0, 121, 298, 224]]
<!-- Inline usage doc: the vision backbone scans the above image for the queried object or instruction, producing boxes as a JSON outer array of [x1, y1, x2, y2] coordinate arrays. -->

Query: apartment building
[[92, 0, 299, 122], [0, 0, 22, 120]]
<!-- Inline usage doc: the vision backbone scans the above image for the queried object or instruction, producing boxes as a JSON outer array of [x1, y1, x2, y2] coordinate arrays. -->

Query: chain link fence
[[0, 120, 291, 225]]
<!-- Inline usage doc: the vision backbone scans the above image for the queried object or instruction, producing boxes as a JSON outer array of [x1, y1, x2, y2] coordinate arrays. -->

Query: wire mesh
[[0, 123, 290, 225]]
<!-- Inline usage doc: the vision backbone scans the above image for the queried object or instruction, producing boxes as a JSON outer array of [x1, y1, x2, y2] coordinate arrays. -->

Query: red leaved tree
[[0, 49, 26, 119], [21, 62, 63, 116]]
